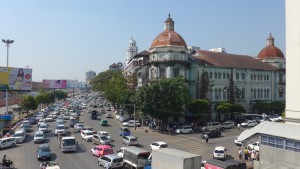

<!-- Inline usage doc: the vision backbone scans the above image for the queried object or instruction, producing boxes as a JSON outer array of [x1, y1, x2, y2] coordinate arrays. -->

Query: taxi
[[91, 145, 114, 157]]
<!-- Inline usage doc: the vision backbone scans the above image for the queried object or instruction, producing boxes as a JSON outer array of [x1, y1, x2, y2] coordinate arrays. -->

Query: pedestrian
[[251, 150, 256, 164], [255, 151, 260, 161], [244, 148, 249, 161], [205, 135, 209, 143], [104, 161, 110, 169], [237, 123, 241, 130], [238, 148, 242, 161]]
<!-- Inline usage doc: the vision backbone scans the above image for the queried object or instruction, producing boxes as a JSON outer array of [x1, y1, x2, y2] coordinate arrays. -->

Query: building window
[[227, 73, 230, 79], [223, 73, 226, 79], [236, 73, 239, 80], [214, 72, 217, 79], [209, 72, 212, 78], [264, 89, 267, 98], [251, 74, 253, 80], [254, 89, 256, 98], [279, 73, 283, 82], [151, 68, 156, 79], [242, 88, 245, 99], [160, 67, 166, 78], [214, 89, 218, 100], [254, 74, 256, 80], [267, 89, 270, 98], [242, 73, 245, 80], [223, 87, 227, 100], [173, 68, 180, 77], [251, 89, 253, 99], [276, 138, 284, 149], [218, 72, 221, 79], [267, 75, 269, 81], [264, 75, 266, 80], [286, 140, 294, 151]]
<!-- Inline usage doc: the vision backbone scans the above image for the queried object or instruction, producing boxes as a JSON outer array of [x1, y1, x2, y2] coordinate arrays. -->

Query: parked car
[[201, 122, 221, 131], [97, 154, 123, 169], [248, 141, 260, 151], [213, 146, 227, 160], [91, 145, 114, 157], [234, 138, 242, 146], [220, 121, 235, 129], [122, 120, 141, 127], [201, 130, 221, 139], [29, 117, 38, 125], [81, 130, 94, 142], [21, 124, 31, 133], [92, 134, 111, 145], [150, 141, 168, 150], [241, 120, 258, 127], [175, 126, 193, 134], [34, 131, 45, 144], [0, 137, 16, 149], [122, 136, 138, 146], [37, 144, 52, 161]]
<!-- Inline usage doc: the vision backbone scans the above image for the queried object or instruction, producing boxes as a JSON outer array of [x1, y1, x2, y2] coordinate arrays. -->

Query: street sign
[[0, 115, 12, 121]]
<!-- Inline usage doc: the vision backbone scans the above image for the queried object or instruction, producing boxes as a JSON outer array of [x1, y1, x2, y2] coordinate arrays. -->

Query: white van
[[201, 122, 221, 131], [13, 129, 26, 143]]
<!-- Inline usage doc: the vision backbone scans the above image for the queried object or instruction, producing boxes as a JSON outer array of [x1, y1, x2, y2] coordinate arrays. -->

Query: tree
[[270, 101, 285, 114], [252, 101, 270, 114], [53, 90, 68, 100], [231, 104, 246, 113], [20, 95, 37, 114], [199, 70, 210, 99], [134, 77, 192, 124], [216, 102, 232, 121], [188, 99, 210, 122]]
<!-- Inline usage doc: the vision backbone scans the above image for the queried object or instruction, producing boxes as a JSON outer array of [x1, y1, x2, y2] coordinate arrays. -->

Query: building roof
[[237, 121, 300, 141], [136, 50, 150, 56], [257, 34, 285, 59], [109, 63, 118, 68], [193, 50, 278, 71], [155, 148, 201, 158], [151, 30, 187, 48]]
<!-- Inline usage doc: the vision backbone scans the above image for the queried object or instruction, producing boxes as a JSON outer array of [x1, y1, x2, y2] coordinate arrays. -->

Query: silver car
[[122, 136, 138, 146], [98, 154, 123, 169]]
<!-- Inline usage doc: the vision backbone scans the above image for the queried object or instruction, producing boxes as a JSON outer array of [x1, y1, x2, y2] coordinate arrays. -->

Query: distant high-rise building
[[85, 70, 96, 86]]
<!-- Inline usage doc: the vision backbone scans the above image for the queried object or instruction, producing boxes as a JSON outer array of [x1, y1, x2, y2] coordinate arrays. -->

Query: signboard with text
[[0, 67, 32, 91], [43, 79, 67, 89]]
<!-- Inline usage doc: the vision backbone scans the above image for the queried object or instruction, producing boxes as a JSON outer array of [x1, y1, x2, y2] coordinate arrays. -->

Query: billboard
[[0, 67, 32, 91], [43, 80, 67, 89]]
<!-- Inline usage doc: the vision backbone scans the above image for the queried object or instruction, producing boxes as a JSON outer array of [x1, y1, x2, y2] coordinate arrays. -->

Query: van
[[201, 122, 221, 131], [13, 129, 26, 143], [0, 137, 16, 149], [98, 154, 123, 169]]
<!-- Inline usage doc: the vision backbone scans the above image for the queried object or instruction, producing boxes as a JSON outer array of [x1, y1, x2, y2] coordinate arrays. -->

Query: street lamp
[[2, 39, 14, 115]]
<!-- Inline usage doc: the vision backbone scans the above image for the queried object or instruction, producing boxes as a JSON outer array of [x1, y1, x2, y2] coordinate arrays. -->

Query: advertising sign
[[67, 80, 78, 88], [43, 79, 67, 89], [0, 67, 32, 91]]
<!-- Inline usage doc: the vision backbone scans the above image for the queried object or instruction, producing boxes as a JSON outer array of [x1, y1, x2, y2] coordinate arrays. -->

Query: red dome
[[151, 30, 187, 48], [258, 45, 284, 59]]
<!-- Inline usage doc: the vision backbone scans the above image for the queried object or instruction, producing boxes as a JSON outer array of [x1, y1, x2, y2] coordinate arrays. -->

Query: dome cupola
[[258, 33, 284, 59]]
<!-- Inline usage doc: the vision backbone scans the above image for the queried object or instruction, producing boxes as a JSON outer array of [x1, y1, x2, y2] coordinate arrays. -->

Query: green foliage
[[35, 92, 55, 106], [188, 99, 210, 115], [216, 102, 232, 114], [252, 101, 271, 113], [199, 70, 210, 99], [20, 95, 37, 112], [53, 90, 68, 100], [270, 101, 285, 110], [90, 70, 116, 92], [134, 77, 192, 122], [231, 104, 246, 113]]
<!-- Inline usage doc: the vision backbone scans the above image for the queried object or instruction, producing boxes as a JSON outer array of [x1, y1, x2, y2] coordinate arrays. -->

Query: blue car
[[37, 144, 52, 161], [22, 124, 31, 133], [119, 127, 130, 137]]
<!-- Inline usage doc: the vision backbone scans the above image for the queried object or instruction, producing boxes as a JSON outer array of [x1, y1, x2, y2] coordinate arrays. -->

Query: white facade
[[126, 37, 138, 65], [85, 70, 96, 86], [285, 0, 300, 124]]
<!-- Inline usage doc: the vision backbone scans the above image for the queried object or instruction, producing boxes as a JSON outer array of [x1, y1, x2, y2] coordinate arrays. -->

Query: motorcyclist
[[2, 155, 11, 167]]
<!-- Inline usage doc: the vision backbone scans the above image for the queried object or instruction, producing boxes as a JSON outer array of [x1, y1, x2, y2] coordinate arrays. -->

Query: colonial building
[[123, 15, 285, 116]]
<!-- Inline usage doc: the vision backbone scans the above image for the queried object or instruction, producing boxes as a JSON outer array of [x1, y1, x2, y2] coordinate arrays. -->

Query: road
[[1, 106, 246, 169]]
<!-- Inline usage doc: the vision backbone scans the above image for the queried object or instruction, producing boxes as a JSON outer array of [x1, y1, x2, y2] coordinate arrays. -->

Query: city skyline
[[0, 0, 285, 82]]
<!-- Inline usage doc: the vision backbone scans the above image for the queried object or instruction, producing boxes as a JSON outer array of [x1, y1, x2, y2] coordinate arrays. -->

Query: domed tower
[[126, 37, 138, 65], [258, 33, 285, 69], [148, 14, 189, 80]]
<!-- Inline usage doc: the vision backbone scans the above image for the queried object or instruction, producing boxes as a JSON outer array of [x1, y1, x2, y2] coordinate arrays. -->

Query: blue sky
[[0, 0, 285, 82]]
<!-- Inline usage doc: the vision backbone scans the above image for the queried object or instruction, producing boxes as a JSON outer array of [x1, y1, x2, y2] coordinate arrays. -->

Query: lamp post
[[2, 39, 14, 115]]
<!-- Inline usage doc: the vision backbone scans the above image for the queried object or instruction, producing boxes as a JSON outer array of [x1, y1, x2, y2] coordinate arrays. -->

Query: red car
[[91, 145, 113, 157]]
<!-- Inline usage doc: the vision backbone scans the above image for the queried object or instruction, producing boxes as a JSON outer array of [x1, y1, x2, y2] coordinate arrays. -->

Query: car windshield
[[86, 132, 93, 135], [104, 148, 112, 153], [40, 125, 47, 128], [100, 136, 107, 140], [161, 144, 168, 148], [14, 133, 23, 137], [130, 138, 137, 141], [113, 158, 123, 163], [35, 133, 44, 137], [56, 126, 64, 129], [40, 146, 50, 152], [63, 139, 75, 145], [214, 150, 224, 153]]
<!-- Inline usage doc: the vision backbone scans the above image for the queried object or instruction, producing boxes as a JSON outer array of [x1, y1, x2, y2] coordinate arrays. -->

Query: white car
[[117, 147, 125, 157], [81, 130, 94, 141], [38, 119, 46, 126], [39, 123, 48, 133], [45, 115, 54, 122], [234, 138, 242, 146], [55, 124, 66, 135], [97, 131, 111, 141], [122, 120, 141, 127], [175, 126, 193, 134], [220, 121, 235, 129], [36, 114, 43, 120], [248, 141, 260, 151], [74, 123, 84, 132], [105, 112, 112, 118], [150, 141, 168, 150], [241, 120, 258, 127], [213, 146, 227, 160]]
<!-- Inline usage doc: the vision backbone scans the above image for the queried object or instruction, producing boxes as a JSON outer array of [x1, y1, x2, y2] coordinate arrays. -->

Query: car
[[201, 130, 221, 139], [122, 136, 138, 146], [99, 119, 108, 126], [13, 129, 26, 143], [36, 114, 43, 121], [81, 130, 94, 142], [92, 134, 111, 145], [201, 122, 221, 131], [175, 126, 193, 134], [119, 127, 130, 137], [21, 124, 31, 133], [29, 117, 38, 125], [54, 124, 66, 136], [21, 120, 30, 127], [63, 114, 70, 120], [34, 131, 45, 143], [38, 119, 46, 127], [97, 131, 111, 141], [268, 114, 282, 122], [220, 121, 235, 129], [241, 120, 258, 127], [234, 138, 242, 146], [81, 126, 96, 134], [213, 146, 227, 160], [0, 137, 16, 149], [150, 141, 168, 150], [98, 154, 124, 169], [122, 120, 141, 127], [105, 112, 112, 118], [38, 123, 48, 133], [91, 145, 114, 157], [69, 118, 78, 127], [248, 141, 260, 151], [37, 144, 52, 161], [45, 115, 54, 122]]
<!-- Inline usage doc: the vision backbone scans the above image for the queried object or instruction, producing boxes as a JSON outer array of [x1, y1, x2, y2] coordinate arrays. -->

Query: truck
[[203, 159, 246, 169], [152, 148, 202, 169], [58, 136, 77, 152], [121, 146, 151, 169]]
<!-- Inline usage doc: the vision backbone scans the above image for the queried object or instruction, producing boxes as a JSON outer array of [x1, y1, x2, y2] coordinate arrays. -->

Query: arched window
[[251, 89, 253, 99], [258, 89, 260, 98], [209, 72, 212, 78], [223, 87, 227, 100], [251, 74, 253, 80], [218, 72, 221, 79], [267, 75, 269, 81], [267, 89, 270, 98], [214, 72, 217, 79], [160, 67, 166, 78], [223, 73, 226, 79], [264, 75, 266, 81], [254, 89, 256, 98], [242, 73, 245, 80], [236, 73, 240, 80], [214, 88, 218, 100], [218, 89, 222, 100], [173, 67, 180, 77], [242, 88, 245, 99], [279, 73, 283, 82], [254, 74, 256, 80], [227, 73, 230, 79], [264, 89, 267, 98]]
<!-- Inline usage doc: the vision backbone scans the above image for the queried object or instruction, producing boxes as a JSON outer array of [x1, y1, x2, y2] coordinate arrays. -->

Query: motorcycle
[[0, 159, 15, 169]]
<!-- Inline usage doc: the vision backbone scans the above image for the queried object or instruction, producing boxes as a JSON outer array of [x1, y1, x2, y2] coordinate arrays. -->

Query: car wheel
[[98, 161, 101, 166], [11, 143, 16, 147], [189, 130, 192, 134]]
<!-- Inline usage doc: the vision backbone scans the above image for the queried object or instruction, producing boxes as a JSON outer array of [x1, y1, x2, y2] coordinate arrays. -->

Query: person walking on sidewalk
[[238, 148, 242, 161], [237, 123, 241, 130]]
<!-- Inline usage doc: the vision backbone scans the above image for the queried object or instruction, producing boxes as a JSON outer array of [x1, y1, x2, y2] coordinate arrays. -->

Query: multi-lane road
[[1, 107, 245, 169]]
